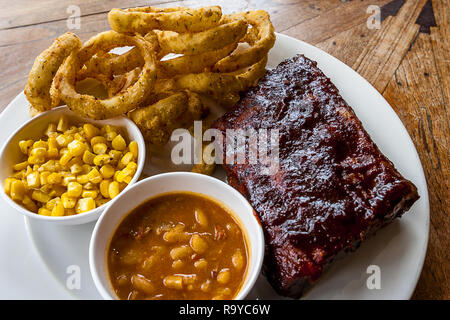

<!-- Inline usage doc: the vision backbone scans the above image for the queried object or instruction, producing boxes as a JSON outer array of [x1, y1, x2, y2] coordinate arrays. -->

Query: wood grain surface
[[0, 0, 448, 300]]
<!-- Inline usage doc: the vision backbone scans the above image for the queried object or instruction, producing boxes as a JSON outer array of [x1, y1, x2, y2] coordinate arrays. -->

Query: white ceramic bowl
[[0, 106, 146, 225], [89, 172, 265, 300]]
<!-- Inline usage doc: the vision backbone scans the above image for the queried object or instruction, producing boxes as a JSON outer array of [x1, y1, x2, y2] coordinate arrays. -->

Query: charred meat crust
[[212, 54, 419, 298]]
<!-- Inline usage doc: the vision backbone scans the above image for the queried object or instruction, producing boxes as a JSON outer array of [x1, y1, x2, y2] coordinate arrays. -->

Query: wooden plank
[[352, 0, 426, 93], [315, 21, 376, 68], [383, 32, 449, 300], [282, 0, 391, 44], [0, 0, 175, 30]]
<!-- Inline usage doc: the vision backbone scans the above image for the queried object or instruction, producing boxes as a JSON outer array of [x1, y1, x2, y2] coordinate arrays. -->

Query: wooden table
[[0, 0, 447, 300]]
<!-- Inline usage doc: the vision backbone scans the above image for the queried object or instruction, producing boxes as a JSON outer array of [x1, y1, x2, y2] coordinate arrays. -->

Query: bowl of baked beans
[[89, 172, 264, 300]]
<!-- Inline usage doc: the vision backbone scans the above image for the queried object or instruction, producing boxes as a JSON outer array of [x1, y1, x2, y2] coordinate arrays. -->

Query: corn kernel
[[87, 168, 102, 184], [28, 156, 43, 165], [83, 182, 96, 190], [100, 164, 115, 179], [66, 208, 76, 215], [93, 143, 107, 155], [123, 175, 132, 184], [82, 150, 95, 165], [64, 126, 78, 135], [76, 174, 89, 184], [90, 136, 107, 146], [59, 152, 72, 166], [45, 123, 57, 136], [95, 197, 109, 207], [93, 154, 111, 166], [122, 162, 137, 177], [4, 178, 16, 195], [19, 140, 34, 155], [99, 180, 110, 198], [51, 201, 65, 216], [40, 160, 58, 172], [13, 161, 29, 171], [109, 181, 120, 199], [74, 133, 85, 142], [81, 164, 91, 174], [57, 116, 69, 132], [83, 124, 100, 140], [10, 180, 26, 201], [115, 171, 126, 183], [56, 134, 70, 147], [82, 189, 98, 199], [75, 197, 96, 214], [48, 137, 58, 149], [70, 163, 83, 175], [47, 147, 59, 159], [26, 171, 40, 188], [22, 195, 38, 212], [118, 152, 133, 169], [40, 171, 50, 185], [47, 172, 62, 184], [112, 134, 126, 151], [46, 197, 61, 210], [68, 139, 86, 157], [62, 175, 76, 186], [67, 181, 82, 197], [33, 141, 48, 149], [61, 193, 77, 209], [32, 190, 51, 203], [129, 141, 138, 159], [38, 207, 52, 216], [109, 150, 122, 162]]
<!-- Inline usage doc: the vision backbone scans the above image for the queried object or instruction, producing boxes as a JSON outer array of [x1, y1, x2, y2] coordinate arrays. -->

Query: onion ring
[[78, 32, 157, 79], [80, 41, 237, 80], [54, 31, 157, 119], [214, 10, 275, 72], [155, 55, 268, 99], [156, 15, 248, 55], [129, 91, 207, 145], [108, 6, 222, 34], [24, 32, 81, 111], [157, 42, 237, 78]]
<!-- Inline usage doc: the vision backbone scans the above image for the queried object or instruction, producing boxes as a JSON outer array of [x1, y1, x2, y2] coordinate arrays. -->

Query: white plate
[[0, 33, 429, 300]]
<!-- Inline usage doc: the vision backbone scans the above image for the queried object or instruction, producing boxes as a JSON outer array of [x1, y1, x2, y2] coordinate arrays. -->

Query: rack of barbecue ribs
[[212, 54, 419, 298]]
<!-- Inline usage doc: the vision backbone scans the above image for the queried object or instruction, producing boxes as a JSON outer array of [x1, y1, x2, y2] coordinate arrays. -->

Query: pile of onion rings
[[23, 6, 276, 174]]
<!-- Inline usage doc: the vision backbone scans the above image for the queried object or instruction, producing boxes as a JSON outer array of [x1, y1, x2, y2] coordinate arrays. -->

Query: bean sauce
[[107, 192, 249, 300]]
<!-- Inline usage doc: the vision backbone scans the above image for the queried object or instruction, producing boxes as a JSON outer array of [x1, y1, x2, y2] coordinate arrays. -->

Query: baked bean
[[172, 259, 184, 269], [194, 208, 208, 228], [116, 274, 128, 286], [131, 274, 154, 294], [200, 280, 211, 292], [216, 268, 231, 284], [163, 230, 190, 243], [170, 245, 193, 260], [194, 259, 208, 270], [182, 274, 197, 285], [232, 250, 244, 270], [141, 256, 157, 272], [190, 234, 208, 254], [163, 275, 183, 290], [121, 249, 142, 266]]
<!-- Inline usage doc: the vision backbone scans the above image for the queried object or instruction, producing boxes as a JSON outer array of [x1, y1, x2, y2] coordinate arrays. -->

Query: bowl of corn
[[0, 106, 146, 225]]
